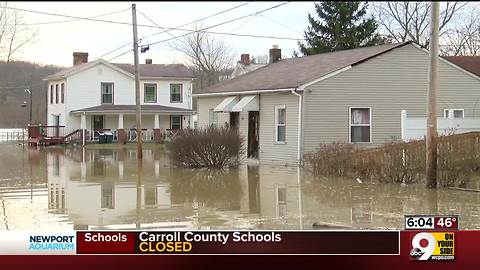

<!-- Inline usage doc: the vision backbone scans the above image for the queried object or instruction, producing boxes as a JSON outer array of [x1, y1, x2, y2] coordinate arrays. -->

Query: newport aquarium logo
[[29, 235, 75, 251]]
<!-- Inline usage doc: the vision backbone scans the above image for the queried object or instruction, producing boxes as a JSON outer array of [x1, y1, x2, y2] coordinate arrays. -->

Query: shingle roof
[[195, 42, 411, 95], [71, 104, 192, 113], [112, 63, 194, 78], [443, 56, 480, 77], [44, 60, 194, 80]]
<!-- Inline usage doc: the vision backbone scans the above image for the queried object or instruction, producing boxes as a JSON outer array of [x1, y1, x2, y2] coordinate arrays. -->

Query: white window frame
[[443, 108, 464, 118], [170, 83, 183, 103], [349, 107, 372, 143], [170, 115, 182, 130], [208, 109, 218, 127], [144, 83, 157, 103], [101, 82, 114, 104], [274, 104, 286, 144]]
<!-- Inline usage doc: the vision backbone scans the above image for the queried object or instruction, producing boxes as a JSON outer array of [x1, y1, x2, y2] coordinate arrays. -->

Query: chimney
[[269, 45, 281, 64], [145, 59, 152, 64], [73, 52, 88, 66], [240, 54, 250, 65]]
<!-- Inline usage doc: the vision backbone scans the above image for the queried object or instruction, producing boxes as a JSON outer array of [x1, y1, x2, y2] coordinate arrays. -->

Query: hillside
[[0, 61, 63, 128]]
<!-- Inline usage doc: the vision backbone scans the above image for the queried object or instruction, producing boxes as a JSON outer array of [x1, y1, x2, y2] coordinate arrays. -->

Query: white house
[[43, 52, 195, 143]]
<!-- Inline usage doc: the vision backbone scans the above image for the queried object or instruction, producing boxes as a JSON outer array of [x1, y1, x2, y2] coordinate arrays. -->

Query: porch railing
[[28, 125, 65, 139], [86, 129, 154, 142]]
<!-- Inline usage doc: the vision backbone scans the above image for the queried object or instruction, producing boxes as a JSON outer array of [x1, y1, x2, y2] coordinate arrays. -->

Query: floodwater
[[0, 142, 479, 231]]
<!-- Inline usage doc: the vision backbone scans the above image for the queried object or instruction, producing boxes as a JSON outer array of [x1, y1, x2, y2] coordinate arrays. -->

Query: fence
[[305, 132, 480, 187], [0, 129, 27, 141], [401, 109, 480, 141]]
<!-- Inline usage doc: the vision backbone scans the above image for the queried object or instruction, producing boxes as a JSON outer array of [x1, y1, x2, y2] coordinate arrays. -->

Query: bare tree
[[441, 8, 480, 56], [171, 25, 234, 89], [373, 2, 467, 47], [0, 2, 37, 62]]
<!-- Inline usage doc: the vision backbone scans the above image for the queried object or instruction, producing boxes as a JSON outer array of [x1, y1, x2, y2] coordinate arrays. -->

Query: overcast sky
[[9, 1, 314, 67]]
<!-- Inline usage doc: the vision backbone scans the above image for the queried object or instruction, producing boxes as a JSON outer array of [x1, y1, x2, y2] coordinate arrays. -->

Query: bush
[[166, 126, 245, 168], [304, 132, 480, 187]]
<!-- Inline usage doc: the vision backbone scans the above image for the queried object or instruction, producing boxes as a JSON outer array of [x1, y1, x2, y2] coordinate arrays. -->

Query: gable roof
[[443, 56, 480, 77], [44, 59, 194, 81], [194, 42, 411, 95]]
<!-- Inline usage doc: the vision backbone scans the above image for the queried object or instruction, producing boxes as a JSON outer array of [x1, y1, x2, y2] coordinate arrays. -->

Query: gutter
[[291, 88, 303, 165], [193, 88, 297, 97]]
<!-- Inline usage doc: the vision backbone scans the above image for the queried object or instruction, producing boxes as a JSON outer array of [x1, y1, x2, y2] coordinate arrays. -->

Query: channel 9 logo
[[409, 232, 455, 261]]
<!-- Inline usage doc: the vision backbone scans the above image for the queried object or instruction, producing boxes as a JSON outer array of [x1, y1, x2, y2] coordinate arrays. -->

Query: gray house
[[193, 42, 480, 165]]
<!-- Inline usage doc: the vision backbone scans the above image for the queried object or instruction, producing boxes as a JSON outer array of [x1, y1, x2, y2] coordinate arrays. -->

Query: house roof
[[44, 59, 194, 80], [443, 56, 480, 77], [71, 104, 193, 114], [194, 42, 411, 95]]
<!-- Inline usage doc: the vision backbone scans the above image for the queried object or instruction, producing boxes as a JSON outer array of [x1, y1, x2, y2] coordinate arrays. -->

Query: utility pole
[[132, 4, 143, 159], [426, 1, 440, 189]]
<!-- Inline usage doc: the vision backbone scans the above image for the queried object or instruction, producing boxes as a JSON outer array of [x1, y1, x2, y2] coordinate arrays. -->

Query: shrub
[[166, 126, 245, 168], [304, 132, 480, 187]]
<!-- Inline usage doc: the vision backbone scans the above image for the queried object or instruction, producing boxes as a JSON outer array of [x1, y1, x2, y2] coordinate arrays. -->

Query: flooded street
[[0, 142, 479, 231]]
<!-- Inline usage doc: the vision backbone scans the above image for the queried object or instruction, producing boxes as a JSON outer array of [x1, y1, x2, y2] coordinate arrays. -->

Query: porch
[[72, 104, 193, 144]]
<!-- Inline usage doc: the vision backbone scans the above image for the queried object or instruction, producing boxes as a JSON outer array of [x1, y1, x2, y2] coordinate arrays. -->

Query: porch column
[[81, 112, 86, 147], [153, 113, 162, 143], [117, 113, 126, 144]]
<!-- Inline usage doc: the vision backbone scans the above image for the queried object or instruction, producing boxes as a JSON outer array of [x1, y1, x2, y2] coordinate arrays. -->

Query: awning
[[214, 96, 238, 112], [231, 95, 259, 112]]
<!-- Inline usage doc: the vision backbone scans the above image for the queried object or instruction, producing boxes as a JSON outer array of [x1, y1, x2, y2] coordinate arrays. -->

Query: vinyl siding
[[303, 43, 480, 153], [258, 92, 299, 164], [196, 96, 229, 127]]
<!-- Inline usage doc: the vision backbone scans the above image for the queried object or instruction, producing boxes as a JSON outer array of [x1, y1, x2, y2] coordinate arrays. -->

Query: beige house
[[194, 42, 480, 165]]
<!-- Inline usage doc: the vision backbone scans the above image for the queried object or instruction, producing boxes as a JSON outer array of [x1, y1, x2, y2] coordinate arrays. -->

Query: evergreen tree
[[298, 2, 384, 55]]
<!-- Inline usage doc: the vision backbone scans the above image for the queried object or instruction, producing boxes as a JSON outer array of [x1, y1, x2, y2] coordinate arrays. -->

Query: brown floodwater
[[0, 142, 479, 231]]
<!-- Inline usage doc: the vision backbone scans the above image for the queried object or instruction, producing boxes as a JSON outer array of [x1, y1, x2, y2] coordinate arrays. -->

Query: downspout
[[291, 88, 303, 165]]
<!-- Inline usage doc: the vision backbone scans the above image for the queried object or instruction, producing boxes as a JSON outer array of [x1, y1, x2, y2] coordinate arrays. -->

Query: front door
[[92, 115, 104, 140], [247, 111, 259, 158], [230, 112, 239, 128]]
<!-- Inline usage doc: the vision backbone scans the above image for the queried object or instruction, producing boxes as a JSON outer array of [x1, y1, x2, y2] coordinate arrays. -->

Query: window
[[145, 185, 157, 206], [55, 84, 59, 104], [61, 83, 65, 103], [350, 107, 371, 143], [208, 109, 218, 127], [101, 83, 114, 104], [144, 83, 157, 103], [50, 85, 53, 104], [170, 115, 182, 130], [101, 183, 114, 209], [443, 109, 464, 118], [275, 105, 286, 143], [170, 83, 183, 103]]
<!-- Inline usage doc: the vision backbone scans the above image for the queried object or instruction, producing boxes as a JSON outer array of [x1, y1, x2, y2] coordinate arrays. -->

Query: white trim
[[291, 89, 303, 163], [298, 66, 352, 90], [348, 107, 372, 143], [44, 59, 135, 81], [442, 108, 464, 118], [410, 42, 480, 83], [274, 104, 287, 144], [193, 88, 295, 97]]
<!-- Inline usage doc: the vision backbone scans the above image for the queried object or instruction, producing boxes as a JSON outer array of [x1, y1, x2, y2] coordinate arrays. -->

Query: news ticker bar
[[0, 231, 400, 255]]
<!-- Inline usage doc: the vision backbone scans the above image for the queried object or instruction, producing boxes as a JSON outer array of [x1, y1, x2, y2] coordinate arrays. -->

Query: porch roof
[[71, 104, 193, 114]]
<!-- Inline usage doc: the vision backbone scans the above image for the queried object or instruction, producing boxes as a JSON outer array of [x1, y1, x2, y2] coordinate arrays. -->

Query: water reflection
[[0, 143, 479, 231]]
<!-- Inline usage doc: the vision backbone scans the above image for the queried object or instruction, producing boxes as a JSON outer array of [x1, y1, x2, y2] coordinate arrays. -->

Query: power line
[[5, 3, 302, 45], [106, 2, 292, 62], [258, 13, 304, 35], [96, 2, 252, 59], [143, 2, 293, 48], [17, 7, 131, 26]]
